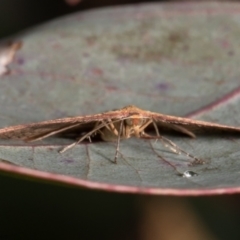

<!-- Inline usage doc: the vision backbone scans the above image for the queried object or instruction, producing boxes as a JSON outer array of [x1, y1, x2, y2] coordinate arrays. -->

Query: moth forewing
[[25, 122, 83, 142], [152, 113, 240, 134]]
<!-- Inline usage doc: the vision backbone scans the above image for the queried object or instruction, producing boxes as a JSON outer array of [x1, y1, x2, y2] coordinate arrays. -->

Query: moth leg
[[97, 119, 123, 163], [148, 121, 204, 165], [96, 120, 120, 143], [160, 135, 203, 165], [59, 118, 125, 164], [59, 135, 91, 153], [59, 121, 111, 153], [105, 119, 119, 136], [113, 120, 123, 163], [169, 125, 196, 138], [138, 119, 153, 135], [151, 118, 196, 138]]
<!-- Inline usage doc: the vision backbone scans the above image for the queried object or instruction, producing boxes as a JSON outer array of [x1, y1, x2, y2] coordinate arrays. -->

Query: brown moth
[[0, 105, 240, 164]]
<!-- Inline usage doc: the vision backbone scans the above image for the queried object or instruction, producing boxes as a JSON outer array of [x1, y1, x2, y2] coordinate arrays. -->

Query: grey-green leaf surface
[[1, 2, 240, 195]]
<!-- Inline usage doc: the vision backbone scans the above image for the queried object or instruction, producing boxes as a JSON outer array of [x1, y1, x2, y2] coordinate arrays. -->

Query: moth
[[0, 105, 240, 164]]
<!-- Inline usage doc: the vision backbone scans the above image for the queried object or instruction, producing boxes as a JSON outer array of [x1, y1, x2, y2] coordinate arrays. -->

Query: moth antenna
[[113, 119, 123, 164]]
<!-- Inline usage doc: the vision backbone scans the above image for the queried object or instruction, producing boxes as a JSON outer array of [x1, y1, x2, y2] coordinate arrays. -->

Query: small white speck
[[182, 170, 198, 178]]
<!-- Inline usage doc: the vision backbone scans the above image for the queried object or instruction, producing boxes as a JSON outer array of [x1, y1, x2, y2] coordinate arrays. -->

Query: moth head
[[125, 117, 146, 127]]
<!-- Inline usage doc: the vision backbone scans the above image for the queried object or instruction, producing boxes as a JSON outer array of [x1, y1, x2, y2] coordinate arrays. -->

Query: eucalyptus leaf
[[0, 2, 240, 195]]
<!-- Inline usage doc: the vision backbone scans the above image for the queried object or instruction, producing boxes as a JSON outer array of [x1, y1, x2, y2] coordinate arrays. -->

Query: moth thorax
[[125, 117, 146, 127]]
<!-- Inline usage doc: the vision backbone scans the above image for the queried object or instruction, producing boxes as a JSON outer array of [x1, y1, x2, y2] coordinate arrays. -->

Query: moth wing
[[0, 120, 92, 141], [0, 111, 125, 141], [151, 113, 240, 135]]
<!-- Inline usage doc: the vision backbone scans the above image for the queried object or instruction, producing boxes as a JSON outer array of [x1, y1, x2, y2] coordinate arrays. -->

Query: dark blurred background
[[0, 0, 238, 38], [2, 0, 158, 37], [1, 1, 240, 240]]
